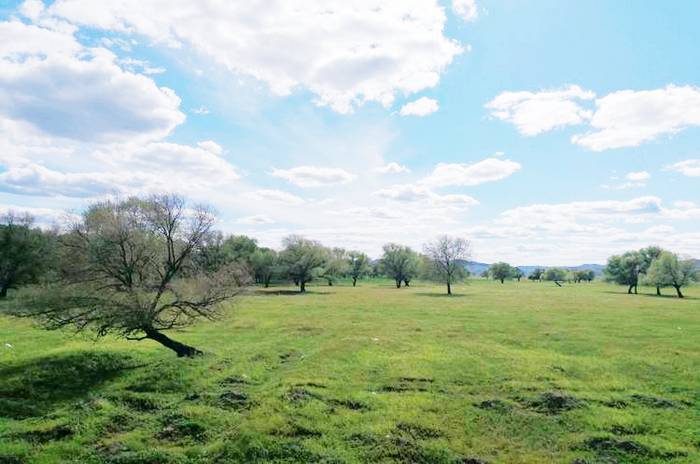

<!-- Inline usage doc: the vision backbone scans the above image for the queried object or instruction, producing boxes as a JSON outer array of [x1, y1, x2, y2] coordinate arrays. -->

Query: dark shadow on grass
[[0, 351, 142, 419], [414, 292, 471, 298], [252, 289, 335, 296], [600, 290, 697, 300]]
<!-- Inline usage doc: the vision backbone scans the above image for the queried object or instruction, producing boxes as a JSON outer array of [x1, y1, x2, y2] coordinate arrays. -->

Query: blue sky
[[1, 0, 699, 264]]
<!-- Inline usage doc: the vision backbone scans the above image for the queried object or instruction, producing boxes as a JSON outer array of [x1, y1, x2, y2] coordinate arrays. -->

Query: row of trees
[[604, 246, 696, 298], [482, 263, 595, 284]]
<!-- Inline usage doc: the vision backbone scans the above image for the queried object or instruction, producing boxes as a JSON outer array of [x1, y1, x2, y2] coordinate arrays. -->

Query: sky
[[1, 0, 699, 265]]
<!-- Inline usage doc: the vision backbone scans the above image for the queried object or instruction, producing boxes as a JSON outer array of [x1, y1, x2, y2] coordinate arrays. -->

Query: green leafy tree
[[13, 195, 249, 357], [347, 251, 370, 287], [0, 213, 54, 298], [543, 268, 567, 283], [279, 235, 327, 293], [528, 267, 545, 281], [604, 251, 642, 294], [512, 267, 524, 282], [321, 248, 349, 286], [423, 236, 471, 295], [639, 246, 664, 295], [251, 248, 279, 288], [646, 251, 696, 298], [380, 243, 420, 288], [489, 262, 513, 284]]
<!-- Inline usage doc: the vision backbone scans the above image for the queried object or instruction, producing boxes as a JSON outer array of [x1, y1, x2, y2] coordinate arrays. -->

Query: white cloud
[[249, 189, 305, 205], [375, 184, 478, 207], [420, 158, 521, 188], [47, 0, 465, 114], [270, 166, 356, 188], [0, 20, 184, 143], [572, 85, 700, 150], [665, 159, 700, 177], [376, 162, 411, 174], [236, 215, 275, 225], [485, 85, 595, 135], [399, 97, 439, 116], [625, 171, 650, 182], [452, 0, 478, 22], [192, 106, 210, 115]]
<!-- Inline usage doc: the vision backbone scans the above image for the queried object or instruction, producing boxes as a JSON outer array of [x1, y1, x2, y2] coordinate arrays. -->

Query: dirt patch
[[379, 377, 434, 393], [395, 422, 444, 440], [327, 398, 370, 411], [15, 424, 73, 443], [475, 399, 511, 412], [524, 391, 585, 414], [157, 413, 207, 442], [629, 394, 679, 409], [579, 436, 687, 460], [286, 388, 323, 404], [219, 390, 251, 410]]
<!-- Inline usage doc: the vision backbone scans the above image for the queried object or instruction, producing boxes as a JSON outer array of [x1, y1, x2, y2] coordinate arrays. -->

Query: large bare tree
[[423, 236, 471, 295], [16, 195, 249, 357]]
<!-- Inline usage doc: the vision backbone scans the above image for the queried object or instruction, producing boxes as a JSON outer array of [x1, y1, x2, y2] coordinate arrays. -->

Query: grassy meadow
[[0, 279, 698, 463]]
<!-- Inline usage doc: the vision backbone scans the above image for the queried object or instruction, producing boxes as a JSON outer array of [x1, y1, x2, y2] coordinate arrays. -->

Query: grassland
[[0, 279, 698, 463]]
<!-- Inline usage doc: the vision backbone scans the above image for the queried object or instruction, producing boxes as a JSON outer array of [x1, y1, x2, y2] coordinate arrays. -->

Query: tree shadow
[[251, 289, 335, 296], [0, 350, 142, 419], [414, 292, 470, 298], [601, 290, 697, 300]]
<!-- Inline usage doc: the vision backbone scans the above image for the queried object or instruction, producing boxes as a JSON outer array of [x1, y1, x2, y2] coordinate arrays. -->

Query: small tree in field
[[639, 246, 664, 295], [604, 251, 642, 294], [645, 251, 696, 298], [347, 251, 370, 287], [0, 213, 53, 298], [543, 267, 567, 284], [423, 236, 471, 295], [279, 235, 327, 293], [380, 243, 420, 288], [489, 262, 513, 284], [513, 267, 524, 282], [251, 248, 279, 288], [528, 267, 545, 281], [13, 195, 249, 357], [321, 248, 349, 286]]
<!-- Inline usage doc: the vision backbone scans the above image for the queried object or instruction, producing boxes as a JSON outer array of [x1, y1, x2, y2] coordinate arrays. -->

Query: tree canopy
[[380, 244, 420, 288], [423, 236, 471, 295], [279, 235, 327, 292]]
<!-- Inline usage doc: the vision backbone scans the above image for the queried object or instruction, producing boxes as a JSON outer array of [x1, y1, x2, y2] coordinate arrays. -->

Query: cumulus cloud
[[485, 85, 594, 136], [452, 0, 478, 22], [375, 162, 411, 174], [375, 184, 478, 207], [47, 0, 465, 114], [572, 85, 700, 151], [665, 159, 700, 177], [399, 97, 439, 116], [236, 215, 275, 225], [489, 84, 700, 151], [0, 20, 184, 143], [602, 171, 650, 190], [420, 158, 521, 188], [270, 166, 356, 188]]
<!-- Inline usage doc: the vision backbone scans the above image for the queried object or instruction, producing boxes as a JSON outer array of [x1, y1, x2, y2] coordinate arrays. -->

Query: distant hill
[[461, 261, 606, 277]]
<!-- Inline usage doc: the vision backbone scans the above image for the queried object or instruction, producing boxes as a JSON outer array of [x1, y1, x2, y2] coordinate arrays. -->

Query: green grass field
[[1, 280, 698, 463]]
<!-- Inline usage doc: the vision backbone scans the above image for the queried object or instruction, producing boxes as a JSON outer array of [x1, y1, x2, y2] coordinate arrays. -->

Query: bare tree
[[423, 236, 471, 295], [15, 195, 249, 357]]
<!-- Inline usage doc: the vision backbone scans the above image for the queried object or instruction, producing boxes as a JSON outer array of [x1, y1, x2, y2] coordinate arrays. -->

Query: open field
[[1, 280, 698, 464]]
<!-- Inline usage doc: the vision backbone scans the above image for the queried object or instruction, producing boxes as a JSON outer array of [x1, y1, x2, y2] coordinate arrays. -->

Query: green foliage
[[347, 251, 370, 286], [543, 268, 567, 282], [489, 262, 513, 283], [279, 235, 327, 292], [604, 251, 643, 293], [646, 251, 697, 298], [250, 248, 279, 288], [380, 243, 420, 288], [320, 248, 349, 286], [528, 267, 545, 281], [572, 270, 595, 282], [0, 213, 55, 298]]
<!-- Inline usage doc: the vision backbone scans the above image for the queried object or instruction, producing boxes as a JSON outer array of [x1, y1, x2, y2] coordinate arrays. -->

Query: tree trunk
[[145, 329, 202, 357], [352, 277, 357, 287], [628, 284, 634, 294], [328, 280, 333, 286], [0, 285, 7, 298], [674, 285, 684, 298], [656, 286, 661, 296], [300, 281, 306, 293], [500, 278, 504, 284], [447, 281, 451, 295], [403, 279, 410, 287], [395, 279, 401, 288]]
